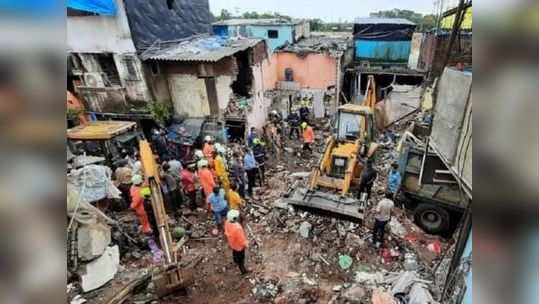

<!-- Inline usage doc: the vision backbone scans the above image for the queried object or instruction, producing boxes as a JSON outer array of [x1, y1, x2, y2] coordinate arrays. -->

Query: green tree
[[370, 9, 437, 31], [218, 9, 232, 21], [309, 18, 324, 31]]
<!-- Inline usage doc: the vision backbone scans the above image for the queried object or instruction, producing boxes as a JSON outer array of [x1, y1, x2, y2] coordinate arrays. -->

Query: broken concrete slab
[[408, 283, 437, 304], [299, 221, 312, 238], [77, 222, 111, 262], [372, 288, 397, 304], [289, 172, 311, 179], [341, 285, 366, 303], [80, 245, 120, 292], [353, 271, 387, 285]]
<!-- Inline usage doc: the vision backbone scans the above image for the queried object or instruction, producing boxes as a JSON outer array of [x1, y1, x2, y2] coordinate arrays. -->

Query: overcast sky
[[208, 0, 438, 22]]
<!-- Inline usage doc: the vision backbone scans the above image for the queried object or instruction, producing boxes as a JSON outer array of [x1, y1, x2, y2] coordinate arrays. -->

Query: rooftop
[[212, 18, 304, 26], [275, 34, 351, 55], [140, 34, 263, 62], [353, 17, 415, 25]]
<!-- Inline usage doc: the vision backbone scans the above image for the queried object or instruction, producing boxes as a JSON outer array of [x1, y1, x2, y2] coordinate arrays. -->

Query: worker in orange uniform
[[213, 143, 230, 194], [203, 135, 215, 166], [129, 175, 152, 234], [198, 159, 216, 210], [224, 209, 249, 274], [302, 122, 314, 156]]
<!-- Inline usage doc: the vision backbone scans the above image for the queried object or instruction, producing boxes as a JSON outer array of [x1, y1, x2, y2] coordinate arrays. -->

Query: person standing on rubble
[[160, 162, 180, 215], [224, 209, 249, 275], [252, 138, 267, 186], [247, 127, 257, 148], [114, 162, 133, 209], [208, 186, 229, 231], [130, 175, 152, 234], [372, 192, 395, 247], [299, 100, 310, 124], [387, 163, 402, 199], [227, 183, 244, 210], [140, 187, 160, 243], [243, 147, 258, 198], [302, 122, 314, 156], [287, 110, 301, 140], [181, 163, 198, 210], [198, 159, 216, 210], [151, 128, 168, 162], [231, 152, 246, 198], [203, 135, 215, 165], [357, 159, 378, 201], [214, 143, 231, 194]]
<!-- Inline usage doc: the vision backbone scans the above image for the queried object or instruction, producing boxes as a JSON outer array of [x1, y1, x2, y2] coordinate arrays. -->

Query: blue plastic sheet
[[68, 0, 117, 16]]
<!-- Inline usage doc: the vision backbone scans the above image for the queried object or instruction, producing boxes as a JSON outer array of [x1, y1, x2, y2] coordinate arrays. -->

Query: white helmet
[[204, 135, 212, 142], [198, 159, 208, 168], [131, 174, 143, 185], [214, 143, 225, 154], [194, 150, 204, 160], [227, 209, 240, 222]]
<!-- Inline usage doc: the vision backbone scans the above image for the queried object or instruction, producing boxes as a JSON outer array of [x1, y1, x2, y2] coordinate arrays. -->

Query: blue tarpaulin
[[68, 0, 117, 16]]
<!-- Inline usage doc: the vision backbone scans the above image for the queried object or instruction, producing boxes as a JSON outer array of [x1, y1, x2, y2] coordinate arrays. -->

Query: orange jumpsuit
[[303, 127, 314, 143], [214, 155, 230, 193], [199, 167, 216, 208], [130, 185, 152, 234], [203, 143, 214, 165]]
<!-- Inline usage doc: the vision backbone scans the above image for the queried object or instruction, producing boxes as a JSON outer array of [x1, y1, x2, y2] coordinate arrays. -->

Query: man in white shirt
[[372, 192, 395, 247]]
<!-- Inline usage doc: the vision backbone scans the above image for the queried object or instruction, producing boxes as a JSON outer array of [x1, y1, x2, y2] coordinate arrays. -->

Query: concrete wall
[[168, 74, 210, 117], [112, 54, 152, 102], [246, 60, 272, 130], [67, 0, 136, 53], [248, 25, 294, 51], [216, 75, 234, 113], [408, 32, 423, 69], [273, 52, 338, 89]]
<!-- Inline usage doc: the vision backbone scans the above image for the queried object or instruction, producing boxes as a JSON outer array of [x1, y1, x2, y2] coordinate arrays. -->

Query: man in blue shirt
[[208, 186, 229, 230], [387, 162, 401, 199], [243, 148, 258, 198]]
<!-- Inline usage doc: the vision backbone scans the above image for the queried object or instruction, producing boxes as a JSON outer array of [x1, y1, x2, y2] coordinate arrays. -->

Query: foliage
[[145, 101, 172, 126]]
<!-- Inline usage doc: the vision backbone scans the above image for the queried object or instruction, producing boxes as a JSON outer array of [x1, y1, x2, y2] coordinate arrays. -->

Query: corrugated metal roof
[[140, 35, 263, 62], [212, 18, 303, 26], [354, 17, 415, 25]]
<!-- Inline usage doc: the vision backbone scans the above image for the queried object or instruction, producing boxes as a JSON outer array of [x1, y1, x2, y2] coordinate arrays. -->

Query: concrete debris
[[77, 222, 111, 262], [345, 233, 364, 248], [67, 164, 121, 203], [80, 245, 120, 292], [289, 172, 311, 179], [403, 253, 419, 271], [340, 285, 366, 302], [388, 271, 420, 295], [372, 288, 397, 304], [70, 295, 87, 304], [353, 271, 387, 285], [299, 221, 312, 238], [408, 283, 438, 304], [389, 218, 407, 237]]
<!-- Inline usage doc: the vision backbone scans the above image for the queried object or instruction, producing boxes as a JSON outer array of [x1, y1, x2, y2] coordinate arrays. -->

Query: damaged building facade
[[141, 35, 273, 135], [263, 33, 354, 117], [67, 0, 211, 115]]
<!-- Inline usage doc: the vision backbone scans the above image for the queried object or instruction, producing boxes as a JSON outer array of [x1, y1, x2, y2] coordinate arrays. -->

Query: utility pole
[[443, 0, 466, 69]]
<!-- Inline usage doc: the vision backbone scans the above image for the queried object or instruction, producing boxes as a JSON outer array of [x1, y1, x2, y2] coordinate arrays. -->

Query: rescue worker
[[224, 209, 249, 275], [214, 143, 230, 194], [252, 138, 267, 186], [181, 163, 198, 210], [387, 162, 402, 199], [299, 100, 310, 123], [372, 192, 395, 247], [207, 186, 229, 230], [247, 127, 257, 148], [198, 159, 216, 209], [167, 158, 183, 183], [203, 135, 215, 164], [114, 163, 133, 209], [140, 187, 160, 243], [231, 152, 246, 198], [357, 159, 378, 201], [287, 111, 301, 140], [228, 183, 243, 210], [129, 175, 152, 234], [194, 150, 205, 164], [243, 147, 258, 198], [151, 128, 168, 161], [302, 122, 314, 155], [160, 162, 180, 215]]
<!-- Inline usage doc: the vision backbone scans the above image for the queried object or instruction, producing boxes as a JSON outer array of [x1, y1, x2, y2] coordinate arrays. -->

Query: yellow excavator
[[287, 76, 379, 220]]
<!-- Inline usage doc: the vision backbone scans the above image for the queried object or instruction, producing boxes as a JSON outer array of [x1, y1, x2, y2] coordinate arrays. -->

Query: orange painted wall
[[272, 52, 338, 89]]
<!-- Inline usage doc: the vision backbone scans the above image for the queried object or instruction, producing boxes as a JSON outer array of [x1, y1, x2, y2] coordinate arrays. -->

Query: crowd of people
[[109, 106, 403, 275]]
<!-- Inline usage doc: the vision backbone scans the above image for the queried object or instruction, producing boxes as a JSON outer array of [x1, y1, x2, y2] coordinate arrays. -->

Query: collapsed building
[[140, 35, 273, 137]]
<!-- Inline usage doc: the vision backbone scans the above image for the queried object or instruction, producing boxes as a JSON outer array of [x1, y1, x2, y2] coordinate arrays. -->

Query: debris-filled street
[[67, 1, 472, 303]]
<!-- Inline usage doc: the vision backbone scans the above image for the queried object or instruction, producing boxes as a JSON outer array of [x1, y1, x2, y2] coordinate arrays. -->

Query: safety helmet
[[215, 143, 226, 154], [131, 174, 143, 185], [253, 138, 260, 145], [204, 135, 212, 142], [140, 186, 151, 198], [301, 122, 308, 129], [194, 150, 204, 160], [227, 209, 240, 222], [198, 159, 208, 168]]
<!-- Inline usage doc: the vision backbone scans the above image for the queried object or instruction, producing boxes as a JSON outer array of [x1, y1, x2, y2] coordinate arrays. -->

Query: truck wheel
[[414, 204, 451, 235]]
